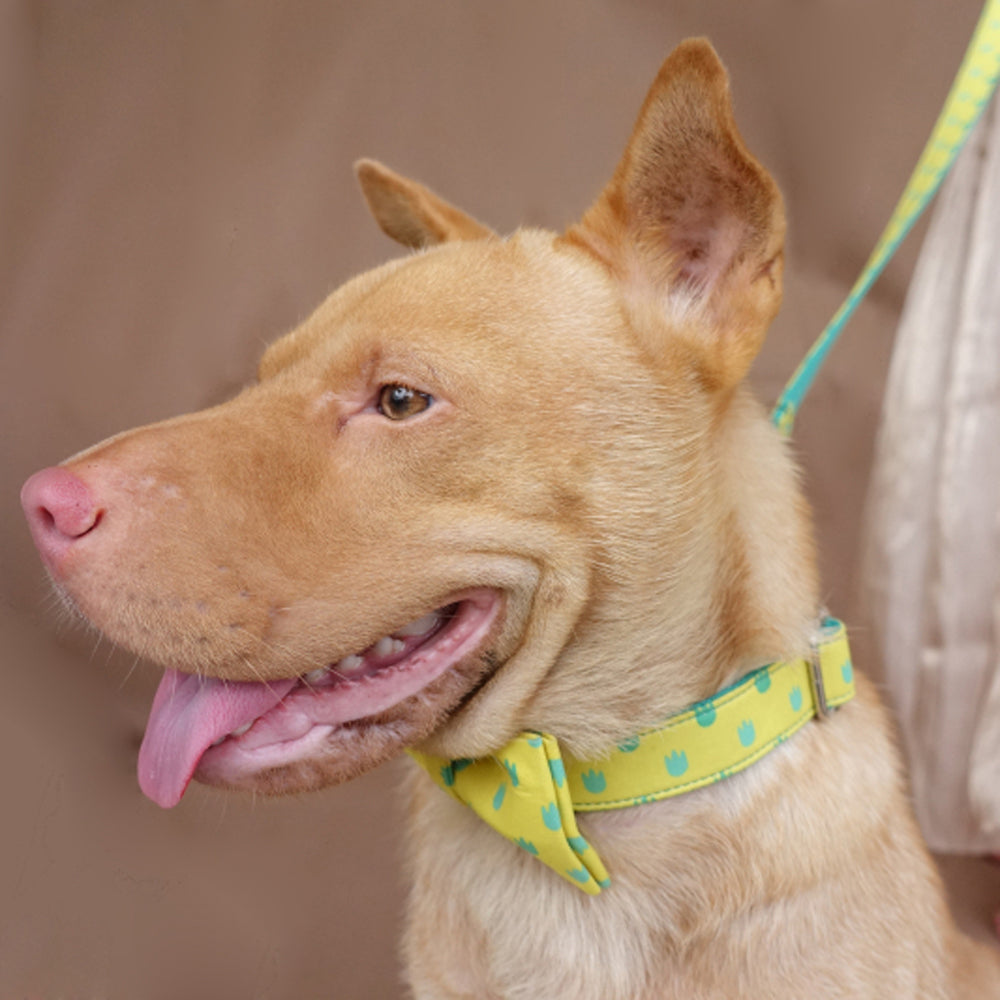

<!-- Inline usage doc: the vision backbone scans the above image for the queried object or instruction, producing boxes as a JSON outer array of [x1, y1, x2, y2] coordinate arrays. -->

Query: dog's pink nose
[[21, 466, 102, 566]]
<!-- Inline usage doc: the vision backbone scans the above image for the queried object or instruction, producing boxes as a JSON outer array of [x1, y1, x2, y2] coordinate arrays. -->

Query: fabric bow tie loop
[[410, 731, 611, 895]]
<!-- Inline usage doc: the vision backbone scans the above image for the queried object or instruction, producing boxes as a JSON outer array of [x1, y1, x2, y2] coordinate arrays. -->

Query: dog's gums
[[138, 590, 501, 808]]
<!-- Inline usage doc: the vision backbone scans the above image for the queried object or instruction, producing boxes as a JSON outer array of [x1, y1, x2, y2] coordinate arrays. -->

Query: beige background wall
[[0, 3, 993, 997]]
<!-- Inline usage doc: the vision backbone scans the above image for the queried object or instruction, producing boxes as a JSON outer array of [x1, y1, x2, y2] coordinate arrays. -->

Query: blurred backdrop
[[1, 2, 996, 997]]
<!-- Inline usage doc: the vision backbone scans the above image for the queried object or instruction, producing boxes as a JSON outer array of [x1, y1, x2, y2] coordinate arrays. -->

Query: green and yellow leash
[[772, 0, 1000, 436]]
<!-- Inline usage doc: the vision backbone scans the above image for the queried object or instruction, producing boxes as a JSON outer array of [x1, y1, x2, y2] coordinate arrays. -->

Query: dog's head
[[22, 40, 809, 809]]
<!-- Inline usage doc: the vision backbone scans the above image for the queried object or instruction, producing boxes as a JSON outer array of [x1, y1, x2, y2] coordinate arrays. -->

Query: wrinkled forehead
[[258, 231, 621, 381]]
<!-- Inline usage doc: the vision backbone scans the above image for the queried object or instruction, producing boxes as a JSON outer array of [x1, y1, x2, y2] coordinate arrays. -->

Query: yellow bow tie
[[409, 619, 854, 895]]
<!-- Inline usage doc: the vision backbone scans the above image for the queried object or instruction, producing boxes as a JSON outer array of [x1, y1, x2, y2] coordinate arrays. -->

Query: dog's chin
[[137, 589, 504, 807]]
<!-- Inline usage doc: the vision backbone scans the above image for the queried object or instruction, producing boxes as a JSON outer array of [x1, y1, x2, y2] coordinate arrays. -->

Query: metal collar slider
[[809, 616, 839, 718]]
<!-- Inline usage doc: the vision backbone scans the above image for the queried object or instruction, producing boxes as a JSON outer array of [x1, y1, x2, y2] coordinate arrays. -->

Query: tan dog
[[21, 40, 1000, 998]]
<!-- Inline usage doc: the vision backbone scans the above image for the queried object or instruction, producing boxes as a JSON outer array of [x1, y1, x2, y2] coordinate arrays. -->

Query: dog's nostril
[[36, 504, 57, 533]]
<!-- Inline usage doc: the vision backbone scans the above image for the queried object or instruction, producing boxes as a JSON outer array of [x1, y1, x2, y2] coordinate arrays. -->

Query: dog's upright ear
[[567, 39, 785, 389], [355, 159, 495, 249]]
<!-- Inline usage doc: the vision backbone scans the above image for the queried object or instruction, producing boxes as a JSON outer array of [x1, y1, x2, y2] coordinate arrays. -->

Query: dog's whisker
[[117, 655, 142, 691], [212, 795, 229, 831], [88, 629, 105, 663], [237, 655, 273, 689]]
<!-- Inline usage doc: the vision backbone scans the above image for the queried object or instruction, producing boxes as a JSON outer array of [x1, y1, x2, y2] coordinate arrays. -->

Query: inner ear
[[355, 159, 495, 249], [566, 39, 785, 388]]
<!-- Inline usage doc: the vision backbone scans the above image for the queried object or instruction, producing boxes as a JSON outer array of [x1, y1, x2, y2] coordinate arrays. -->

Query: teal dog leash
[[772, 0, 1000, 437]]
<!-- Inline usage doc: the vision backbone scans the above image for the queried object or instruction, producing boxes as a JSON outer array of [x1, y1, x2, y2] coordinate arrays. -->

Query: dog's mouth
[[137, 589, 502, 808]]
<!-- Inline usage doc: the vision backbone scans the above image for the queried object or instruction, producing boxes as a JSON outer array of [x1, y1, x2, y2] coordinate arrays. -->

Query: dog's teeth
[[230, 721, 253, 737], [305, 666, 330, 684], [392, 612, 441, 638], [337, 654, 364, 674], [373, 636, 406, 658], [374, 637, 396, 657], [211, 736, 226, 747]]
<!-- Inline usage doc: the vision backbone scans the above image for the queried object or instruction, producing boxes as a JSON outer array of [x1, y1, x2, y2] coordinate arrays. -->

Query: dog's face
[[22, 40, 788, 808]]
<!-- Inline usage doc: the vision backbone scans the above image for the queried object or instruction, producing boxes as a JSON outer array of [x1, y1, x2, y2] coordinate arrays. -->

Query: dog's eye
[[377, 384, 433, 421]]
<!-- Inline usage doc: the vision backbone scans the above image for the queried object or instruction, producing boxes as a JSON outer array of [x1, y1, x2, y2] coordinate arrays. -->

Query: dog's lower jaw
[[197, 650, 499, 798], [139, 590, 509, 806]]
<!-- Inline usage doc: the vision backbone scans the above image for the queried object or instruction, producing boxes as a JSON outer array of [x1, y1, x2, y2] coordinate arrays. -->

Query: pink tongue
[[138, 669, 297, 808]]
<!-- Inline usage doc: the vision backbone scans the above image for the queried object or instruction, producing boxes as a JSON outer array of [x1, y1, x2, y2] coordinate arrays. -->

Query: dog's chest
[[400, 729, 904, 999], [402, 765, 758, 999]]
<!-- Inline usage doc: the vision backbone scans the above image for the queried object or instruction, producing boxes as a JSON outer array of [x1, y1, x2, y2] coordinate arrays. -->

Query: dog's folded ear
[[355, 159, 495, 249], [566, 39, 785, 389]]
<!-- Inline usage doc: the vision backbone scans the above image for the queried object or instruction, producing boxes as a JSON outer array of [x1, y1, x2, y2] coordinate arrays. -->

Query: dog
[[21, 39, 1000, 998]]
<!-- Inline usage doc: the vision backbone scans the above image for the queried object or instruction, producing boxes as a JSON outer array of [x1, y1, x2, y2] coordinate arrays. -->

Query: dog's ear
[[567, 39, 785, 389], [355, 159, 495, 249]]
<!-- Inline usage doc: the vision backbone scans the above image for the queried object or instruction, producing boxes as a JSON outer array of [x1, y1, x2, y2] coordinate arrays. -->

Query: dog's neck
[[527, 387, 820, 760], [410, 617, 853, 895]]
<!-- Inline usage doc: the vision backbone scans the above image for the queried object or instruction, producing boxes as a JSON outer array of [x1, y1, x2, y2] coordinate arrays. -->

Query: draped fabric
[[862, 95, 1000, 852]]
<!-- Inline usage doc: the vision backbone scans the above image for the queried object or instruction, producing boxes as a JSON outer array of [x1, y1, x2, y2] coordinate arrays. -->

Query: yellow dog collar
[[409, 618, 854, 895]]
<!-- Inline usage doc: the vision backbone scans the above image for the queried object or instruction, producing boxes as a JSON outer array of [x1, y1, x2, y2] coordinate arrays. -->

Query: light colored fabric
[[862, 94, 1000, 852], [410, 622, 854, 893]]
